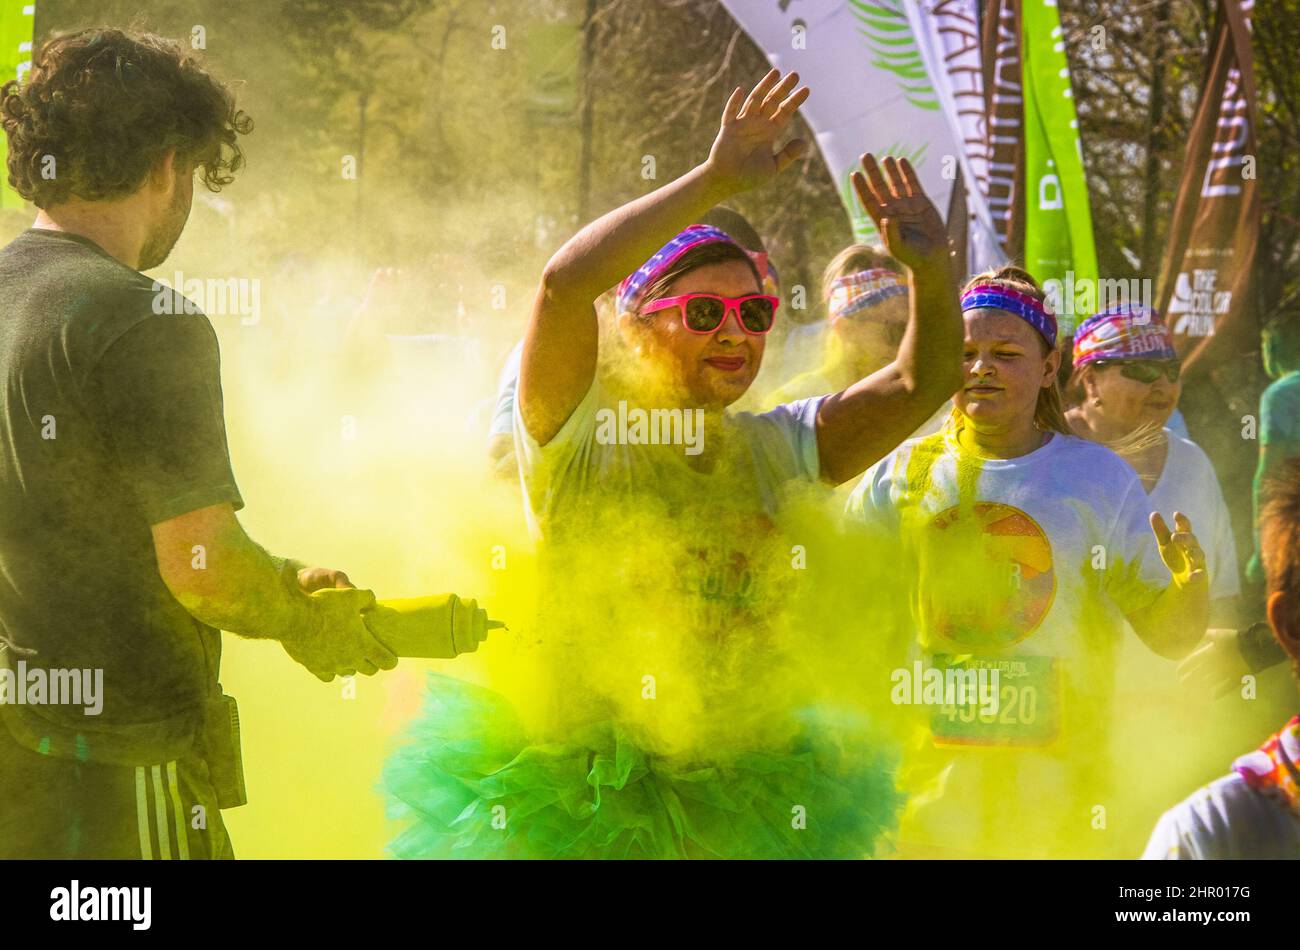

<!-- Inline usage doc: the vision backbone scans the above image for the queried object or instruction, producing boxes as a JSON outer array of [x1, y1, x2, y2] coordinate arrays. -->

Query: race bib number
[[930, 654, 1060, 747]]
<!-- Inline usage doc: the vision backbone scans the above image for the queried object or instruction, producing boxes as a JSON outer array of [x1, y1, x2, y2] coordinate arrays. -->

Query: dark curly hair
[[0, 27, 252, 207]]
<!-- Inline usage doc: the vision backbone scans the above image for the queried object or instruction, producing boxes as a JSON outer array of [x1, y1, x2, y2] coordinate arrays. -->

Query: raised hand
[[1150, 511, 1209, 589], [706, 68, 810, 194], [851, 154, 951, 275]]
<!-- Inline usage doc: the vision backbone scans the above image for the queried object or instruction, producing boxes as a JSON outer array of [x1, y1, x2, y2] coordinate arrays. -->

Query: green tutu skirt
[[383, 673, 904, 859]]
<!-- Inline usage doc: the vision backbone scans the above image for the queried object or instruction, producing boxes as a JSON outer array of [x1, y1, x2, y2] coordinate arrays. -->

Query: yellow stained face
[[627, 259, 767, 410]]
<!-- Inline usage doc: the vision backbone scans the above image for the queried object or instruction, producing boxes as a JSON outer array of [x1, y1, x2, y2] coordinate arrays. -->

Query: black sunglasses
[[1094, 359, 1181, 384]]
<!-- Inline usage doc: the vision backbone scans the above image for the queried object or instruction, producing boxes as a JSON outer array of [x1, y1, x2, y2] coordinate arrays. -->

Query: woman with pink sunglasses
[[384, 70, 963, 859], [516, 74, 961, 507]]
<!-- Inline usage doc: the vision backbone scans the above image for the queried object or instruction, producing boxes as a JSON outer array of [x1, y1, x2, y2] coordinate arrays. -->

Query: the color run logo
[[1042, 271, 1154, 319], [1168, 268, 1230, 338], [0, 659, 103, 716], [890, 660, 1001, 716], [594, 401, 704, 456], [151, 271, 261, 325]]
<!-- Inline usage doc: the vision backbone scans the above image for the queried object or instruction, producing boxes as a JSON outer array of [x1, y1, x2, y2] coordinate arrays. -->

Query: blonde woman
[[845, 266, 1210, 857]]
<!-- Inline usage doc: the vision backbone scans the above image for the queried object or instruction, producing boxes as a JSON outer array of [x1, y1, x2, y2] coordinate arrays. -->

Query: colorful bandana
[[960, 284, 1058, 347], [1233, 715, 1300, 814], [1071, 303, 1177, 368], [827, 268, 908, 322], [761, 258, 780, 299], [617, 224, 747, 314]]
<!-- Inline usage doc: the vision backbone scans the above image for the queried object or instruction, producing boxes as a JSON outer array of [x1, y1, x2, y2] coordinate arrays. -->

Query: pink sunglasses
[[639, 293, 779, 335]]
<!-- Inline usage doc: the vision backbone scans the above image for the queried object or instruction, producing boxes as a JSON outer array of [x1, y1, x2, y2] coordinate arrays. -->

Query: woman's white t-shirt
[[845, 428, 1170, 856]]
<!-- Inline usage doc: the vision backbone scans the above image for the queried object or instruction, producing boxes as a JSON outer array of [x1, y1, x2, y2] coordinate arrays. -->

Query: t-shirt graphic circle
[[925, 502, 1055, 647]]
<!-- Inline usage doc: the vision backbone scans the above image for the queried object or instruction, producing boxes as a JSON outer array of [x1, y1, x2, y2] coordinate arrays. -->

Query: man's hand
[[295, 566, 357, 592], [1151, 511, 1209, 590], [282, 587, 398, 683], [851, 154, 952, 276], [705, 68, 810, 194]]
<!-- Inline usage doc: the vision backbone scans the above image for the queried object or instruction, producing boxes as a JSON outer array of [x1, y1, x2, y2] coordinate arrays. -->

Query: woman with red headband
[[384, 70, 964, 859], [845, 265, 1210, 858]]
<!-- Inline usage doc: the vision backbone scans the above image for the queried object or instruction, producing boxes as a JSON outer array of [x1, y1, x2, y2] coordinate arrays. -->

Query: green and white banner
[[905, 0, 1005, 276], [718, 0, 963, 246], [1020, 0, 1097, 334], [0, 1, 34, 210]]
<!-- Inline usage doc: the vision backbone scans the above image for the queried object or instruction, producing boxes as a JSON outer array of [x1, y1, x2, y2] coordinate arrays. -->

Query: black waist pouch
[[199, 690, 246, 809]]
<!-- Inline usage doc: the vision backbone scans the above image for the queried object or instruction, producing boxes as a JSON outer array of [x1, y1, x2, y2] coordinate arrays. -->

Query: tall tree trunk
[[577, 0, 599, 223], [1140, 0, 1171, 274]]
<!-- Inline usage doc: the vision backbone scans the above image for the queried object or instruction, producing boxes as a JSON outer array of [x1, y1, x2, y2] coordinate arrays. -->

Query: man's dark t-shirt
[[0, 228, 243, 764]]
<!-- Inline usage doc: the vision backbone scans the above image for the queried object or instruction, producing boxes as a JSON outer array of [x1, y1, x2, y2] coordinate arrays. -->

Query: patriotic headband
[[827, 268, 908, 322], [1072, 303, 1177, 368], [617, 224, 764, 314], [960, 284, 1058, 347]]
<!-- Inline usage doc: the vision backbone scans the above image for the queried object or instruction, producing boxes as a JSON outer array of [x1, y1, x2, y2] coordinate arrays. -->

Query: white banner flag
[[718, 0, 962, 248], [904, 0, 1006, 274]]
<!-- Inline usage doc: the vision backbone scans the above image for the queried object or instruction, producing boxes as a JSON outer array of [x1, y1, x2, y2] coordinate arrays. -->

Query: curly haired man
[[0, 28, 396, 860]]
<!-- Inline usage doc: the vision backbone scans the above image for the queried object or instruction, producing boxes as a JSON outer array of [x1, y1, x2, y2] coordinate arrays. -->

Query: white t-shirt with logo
[[511, 380, 830, 749], [515, 379, 825, 537], [845, 429, 1170, 856]]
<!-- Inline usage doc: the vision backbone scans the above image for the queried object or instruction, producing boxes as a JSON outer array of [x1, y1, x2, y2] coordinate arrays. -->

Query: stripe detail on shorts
[[136, 759, 206, 860], [134, 766, 153, 860], [166, 760, 190, 860], [151, 765, 172, 860]]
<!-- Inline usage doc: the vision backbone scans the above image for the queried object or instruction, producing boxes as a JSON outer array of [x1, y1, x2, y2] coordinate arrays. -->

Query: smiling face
[[956, 308, 1059, 431], [622, 258, 766, 409], [1083, 362, 1181, 436]]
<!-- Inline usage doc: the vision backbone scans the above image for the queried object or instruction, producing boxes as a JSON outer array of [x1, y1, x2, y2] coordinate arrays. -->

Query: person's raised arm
[[815, 155, 964, 486], [519, 69, 811, 446]]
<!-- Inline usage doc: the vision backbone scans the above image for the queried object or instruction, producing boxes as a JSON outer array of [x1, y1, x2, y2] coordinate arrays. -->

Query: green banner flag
[[0, 1, 33, 210], [1021, 0, 1096, 335]]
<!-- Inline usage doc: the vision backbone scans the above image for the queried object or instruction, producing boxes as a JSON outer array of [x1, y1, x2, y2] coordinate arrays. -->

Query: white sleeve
[[1140, 807, 1197, 860], [513, 378, 601, 533], [488, 341, 524, 439], [844, 452, 902, 532], [753, 395, 826, 483]]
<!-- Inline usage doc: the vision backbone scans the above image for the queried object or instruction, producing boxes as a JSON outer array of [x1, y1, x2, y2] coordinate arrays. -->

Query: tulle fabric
[[384, 673, 904, 859]]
